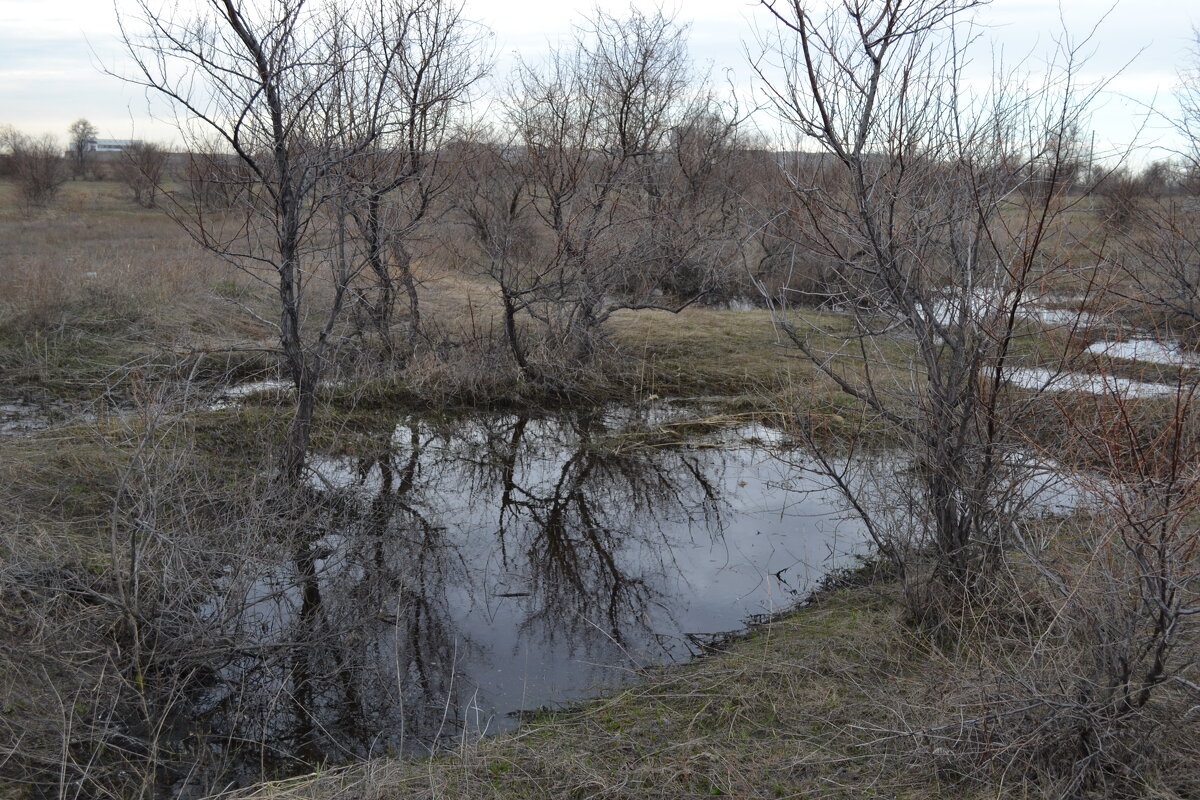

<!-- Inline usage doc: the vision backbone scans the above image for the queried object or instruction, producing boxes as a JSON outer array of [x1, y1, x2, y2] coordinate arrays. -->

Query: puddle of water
[[0, 400, 88, 434], [221, 379, 294, 398], [163, 406, 1088, 795], [718, 296, 762, 311], [210, 379, 294, 410], [168, 411, 870, 791], [0, 402, 52, 434], [1029, 305, 1100, 329], [927, 292, 1100, 331]]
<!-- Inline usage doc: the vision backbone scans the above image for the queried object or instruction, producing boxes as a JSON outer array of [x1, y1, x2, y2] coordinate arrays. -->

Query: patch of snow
[[1084, 339, 1200, 367], [1006, 367, 1180, 399]]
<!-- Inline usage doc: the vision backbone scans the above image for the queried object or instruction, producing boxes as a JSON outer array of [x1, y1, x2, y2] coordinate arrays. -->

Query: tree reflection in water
[[176, 408, 863, 793]]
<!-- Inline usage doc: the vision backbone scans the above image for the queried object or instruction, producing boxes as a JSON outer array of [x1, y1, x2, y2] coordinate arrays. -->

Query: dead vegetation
[[191, 571, 1198, 800], [1, 3, 1200, 799]]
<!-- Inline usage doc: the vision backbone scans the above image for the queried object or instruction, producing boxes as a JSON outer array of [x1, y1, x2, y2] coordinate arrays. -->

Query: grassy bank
[[213, 566, 1198, 800], [223, 582, 975, 800]]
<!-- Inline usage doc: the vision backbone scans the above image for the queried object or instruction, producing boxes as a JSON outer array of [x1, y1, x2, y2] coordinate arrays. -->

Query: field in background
[[0, 179, 825, 408]]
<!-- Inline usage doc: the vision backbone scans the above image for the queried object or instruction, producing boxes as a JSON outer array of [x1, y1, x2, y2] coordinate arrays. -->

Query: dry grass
[[0, 180, 220, 305], [609, 307, 926, 414], [610, 307, 805, 398], [0, 180, 280, 400]]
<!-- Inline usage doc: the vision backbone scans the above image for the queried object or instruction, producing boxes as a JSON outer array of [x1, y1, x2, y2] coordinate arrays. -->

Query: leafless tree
[[1110, 198, 1200, 342], [1176, 29, 1200, 180], [329, 0, 488, 362], [745, 151, 848, 302], [754, 0, 1104, 613], [1112, 39, 1200, 340], [1096, 165, 1149, 232], [117, 0, 482, 479], [114, 141, 169, 208], [177, 140, 253, 212], [458, 8, 740, 386], [1046, 375, 1200, 790], [67, 118, 98, 179], [118, 0, 359, 479], [448, 135, 541, 377], [633, 99, 751, 302], [3, 129, 68, 208], [1140, 159, 1179, 196]]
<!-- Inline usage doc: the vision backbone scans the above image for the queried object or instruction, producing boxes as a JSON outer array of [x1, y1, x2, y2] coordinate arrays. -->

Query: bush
[[114, 142, 168, 207], [3, 130, 67, 208]]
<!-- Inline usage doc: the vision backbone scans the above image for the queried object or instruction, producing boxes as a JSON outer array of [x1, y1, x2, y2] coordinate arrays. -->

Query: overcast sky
[[1, 0, 1196, 160]]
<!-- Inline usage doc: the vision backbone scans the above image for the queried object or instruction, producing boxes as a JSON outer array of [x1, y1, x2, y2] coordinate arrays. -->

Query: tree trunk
[[502, 291, 536, 382], [394, 242, 420, 363], [365, 193, 397, 358], [282, 364, 319, 482], [278, 236, 318, 481]]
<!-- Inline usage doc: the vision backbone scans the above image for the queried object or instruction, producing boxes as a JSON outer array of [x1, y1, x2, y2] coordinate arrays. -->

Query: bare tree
[[754, 0, 1103, 613], [1176, 29, 1200, 180], [448, 135, 540, 377], [1140, 159, 1179, 196], [1113, 38, 1200, 340], [118, 0, 481, 479], [633, 99, 750, 302], [177, 139, 253, 212], [3, 129, 67, 207], [1095, 165, 1149, 232], [467, 8, 736, 385], [114, 141, 169, 207], [118, 0, 358, 479], [67, 118, 98, 179], [1046, 375, 1200, 790], [331, 0, 488, 362]]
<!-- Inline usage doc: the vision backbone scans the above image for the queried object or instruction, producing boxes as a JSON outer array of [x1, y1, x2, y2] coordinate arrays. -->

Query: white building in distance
[[85, 139, 143, 152]]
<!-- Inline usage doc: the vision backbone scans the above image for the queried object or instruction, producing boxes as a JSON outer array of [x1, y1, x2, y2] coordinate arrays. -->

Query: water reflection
[[176, 409, 865, 792]]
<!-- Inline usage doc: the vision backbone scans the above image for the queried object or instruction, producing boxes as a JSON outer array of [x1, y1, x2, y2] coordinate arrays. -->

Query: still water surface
[[183, 407, 868, 791]]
